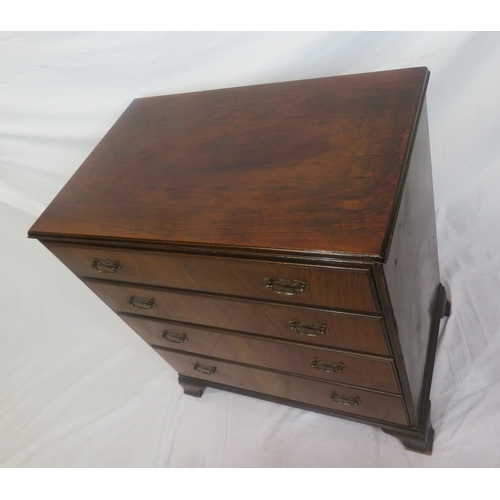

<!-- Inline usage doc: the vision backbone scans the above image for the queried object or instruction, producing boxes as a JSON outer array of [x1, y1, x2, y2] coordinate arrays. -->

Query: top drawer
[[44, 243, 378, 312]]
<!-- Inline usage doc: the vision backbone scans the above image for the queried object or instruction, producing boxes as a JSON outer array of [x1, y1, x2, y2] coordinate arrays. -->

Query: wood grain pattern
[[27, 68, 447, 452], [28, 68, 429, 259], [156, 349, 408, 425], [43, 242, 378, 312], [84, 279, 390, 355], [120, 314, 399, 392]]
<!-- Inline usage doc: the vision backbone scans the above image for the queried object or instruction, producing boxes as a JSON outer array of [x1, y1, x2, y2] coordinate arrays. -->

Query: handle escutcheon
[[161, 331, 187, 343], [127, 296, 156, 310], [310, 359, 345, 373], [193, 363, 217, 375], [288, 320, 328, 337], [264, 277, 309, 296], [90, 258, 121, 273], [330, 392, 360, 406]]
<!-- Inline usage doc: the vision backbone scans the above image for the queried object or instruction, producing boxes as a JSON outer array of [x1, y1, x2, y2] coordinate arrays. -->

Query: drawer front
[[45, 242, 378, 312], [156, 349, 408, 426], [86, 280, 389, 355], [121, 314, 399, 393]]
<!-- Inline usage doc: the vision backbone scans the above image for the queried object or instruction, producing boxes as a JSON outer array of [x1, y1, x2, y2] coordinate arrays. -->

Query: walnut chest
[[28, 67, 449, 454]]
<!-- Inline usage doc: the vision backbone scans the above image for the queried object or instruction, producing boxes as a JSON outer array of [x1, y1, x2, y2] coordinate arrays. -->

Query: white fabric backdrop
[[1, 31, 500, 467]]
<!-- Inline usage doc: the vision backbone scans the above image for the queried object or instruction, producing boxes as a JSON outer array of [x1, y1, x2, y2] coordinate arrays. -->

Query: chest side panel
[[382, 101, 440, 417]]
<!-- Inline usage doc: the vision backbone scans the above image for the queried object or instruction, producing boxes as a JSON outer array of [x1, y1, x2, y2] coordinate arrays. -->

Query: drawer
[[121, 314, 399, 393], [85, 280, 390, 355], [156, 349, 408, 426], [45, 242, 378, 312]]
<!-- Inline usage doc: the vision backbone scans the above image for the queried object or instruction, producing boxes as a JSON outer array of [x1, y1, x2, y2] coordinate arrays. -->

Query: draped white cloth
[[1, 32, 499, 467]]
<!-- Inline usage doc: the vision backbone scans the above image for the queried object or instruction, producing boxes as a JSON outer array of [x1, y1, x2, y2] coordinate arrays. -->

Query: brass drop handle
[[161, 331, 187, 343], [90, 258, 121, 273], [127, 296, 156, 309], [264, 277, 309, 295], [311, 359, 345, 373], [193, 363, 217, 375], [330, 393, 360, 406], [288, 321, 327, 337]]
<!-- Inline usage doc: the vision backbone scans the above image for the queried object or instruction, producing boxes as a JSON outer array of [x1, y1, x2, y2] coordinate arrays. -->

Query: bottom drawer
[[156, 348, 408, 426]]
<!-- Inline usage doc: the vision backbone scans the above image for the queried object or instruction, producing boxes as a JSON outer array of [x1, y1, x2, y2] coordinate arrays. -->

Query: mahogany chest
[[28, 67, 449, 454]]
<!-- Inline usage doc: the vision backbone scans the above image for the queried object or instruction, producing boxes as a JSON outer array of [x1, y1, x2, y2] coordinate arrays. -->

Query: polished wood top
[[29, 67, 429, 260]]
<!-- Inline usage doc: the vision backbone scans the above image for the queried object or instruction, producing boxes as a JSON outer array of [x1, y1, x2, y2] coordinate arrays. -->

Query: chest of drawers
[[28, 67, 450, 454]]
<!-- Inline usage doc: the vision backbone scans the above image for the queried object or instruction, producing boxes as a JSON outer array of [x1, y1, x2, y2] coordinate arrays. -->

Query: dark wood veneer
[[29, 68, 428, 259], [121, 313, 399, 393], [383, 101, 440, 414], [44, 242, 379, 312], [159, 349, 408, 425], [29, 68, 448, 454], [83, 279, 390, 355]]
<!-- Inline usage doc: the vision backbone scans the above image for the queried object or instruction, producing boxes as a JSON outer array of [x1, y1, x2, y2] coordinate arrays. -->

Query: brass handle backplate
[[193, 363, 217, 375], [330, 392, 360, 406], [264, 277, 309, 296], [311, 359, 345, 373], [161, 331, 187, 343], [127, 296, 156, 310], [90, 258, 121, 274], [288, 321, 327, 337]]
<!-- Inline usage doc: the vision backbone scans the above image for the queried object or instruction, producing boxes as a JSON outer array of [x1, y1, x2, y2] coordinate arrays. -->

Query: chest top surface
[[29, 67, 429, 260]]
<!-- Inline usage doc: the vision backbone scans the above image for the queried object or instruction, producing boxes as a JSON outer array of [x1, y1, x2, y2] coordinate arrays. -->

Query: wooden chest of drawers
[[28, 67, 449, 454]]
